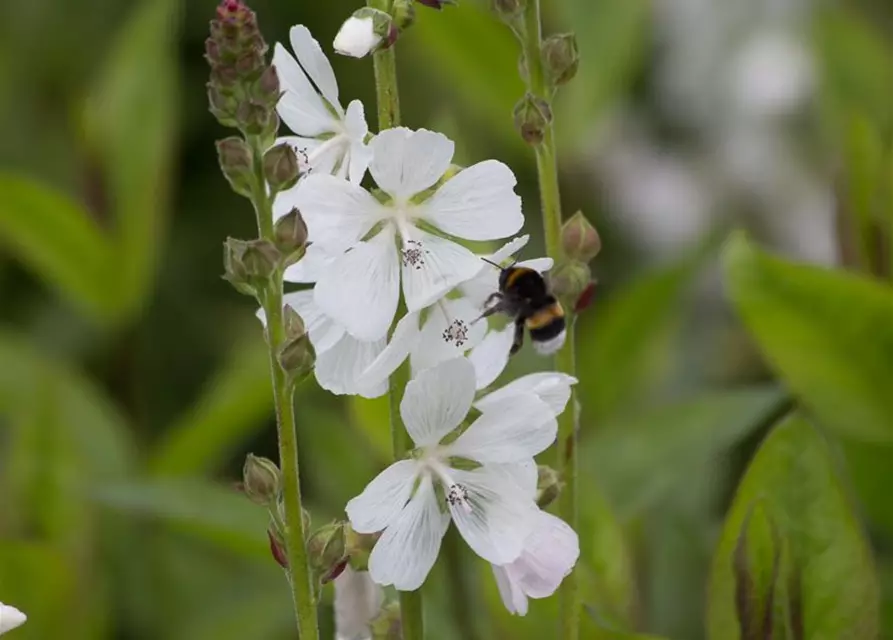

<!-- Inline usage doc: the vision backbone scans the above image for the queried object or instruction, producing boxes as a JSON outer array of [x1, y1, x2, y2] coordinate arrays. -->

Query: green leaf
[[723, 233, 893, 442], [82, 0, 179, 318], [149, 335, 272, 476], [707, 415, 879, 640], [0, 174, 117, 321], [586, 387, 788, 517], [732, 501, 782, 640]]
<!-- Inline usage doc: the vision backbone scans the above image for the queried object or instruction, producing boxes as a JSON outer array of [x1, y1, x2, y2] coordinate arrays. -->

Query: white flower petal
[[315, 333, 387, 398], [368, 475, 450, 591], [0, 603, 27, 633], [370, 128, 454, 200], [283, 244, 339, 284], [446, 466, 536, 564], [345, 100, 372, 184], [489, 460, 538, 499], [282, 290, 345, 353], [293, 175, 385, 251], [346, 459, 421, 533], [400, 358, 476, 447], [359, 311, 422, 390], [410, 298, 487, 373], [474, 372, 578, 416], [273, 43, 338, 137], [508, 510, 579, 599], [401, 228, 482, 313], [335, 567, 384, 640], [333, 16, 382, 59], [468, 324, 515, 390], [289, 25, 342, 114], [446, 396, 557, 463], [489, 235, 530, 265], [492, 564, 529, 616], [315, 228, 400, 341], [421, 160, 523, 240], [517, 257, 553, 273]]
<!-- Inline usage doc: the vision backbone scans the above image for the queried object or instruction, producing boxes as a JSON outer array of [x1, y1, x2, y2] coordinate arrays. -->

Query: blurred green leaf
[[94, 479, 270, 559], [149, 334, 272, 476], [173, 583, 292, 640], [731, 501, 782, 640], [0, 174, 116, 321], [841, 440, 893, 538], [0, 543, 75, 640], [586, 387, 787, 517], [349, 394, 393, 462], [707, 415, 879, 640], [723, 233, 893, 442], [82, 0, 179, 318]]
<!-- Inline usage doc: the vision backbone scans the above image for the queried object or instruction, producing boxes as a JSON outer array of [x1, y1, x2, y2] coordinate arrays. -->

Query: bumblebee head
[[480, 257, 520, 291]]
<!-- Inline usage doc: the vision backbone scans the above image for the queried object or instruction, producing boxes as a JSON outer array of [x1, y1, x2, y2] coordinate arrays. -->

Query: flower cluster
[[255, 21, 579, 630]]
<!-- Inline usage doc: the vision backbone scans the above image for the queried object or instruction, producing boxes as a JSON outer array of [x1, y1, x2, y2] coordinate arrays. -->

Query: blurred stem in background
[[249, 137, 320, 640], [368, 2, 424, 638], [520, 1, 580, 637]]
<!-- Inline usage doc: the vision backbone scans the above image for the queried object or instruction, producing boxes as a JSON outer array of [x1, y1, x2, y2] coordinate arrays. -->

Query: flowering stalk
[[519, 1, 580, 637], [365, 1, 422, 637]]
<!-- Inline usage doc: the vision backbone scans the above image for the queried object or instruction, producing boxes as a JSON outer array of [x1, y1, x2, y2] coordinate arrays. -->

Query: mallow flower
[[272, 25, 372, 183], [334, 566, 383, 640], [0, 603, 26, 635], [292, 127, 524, 341], [358, 235, 553, 391], [346, 358, 556, 590]]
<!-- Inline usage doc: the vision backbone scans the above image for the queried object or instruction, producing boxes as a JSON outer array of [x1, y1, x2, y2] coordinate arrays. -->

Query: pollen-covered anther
[[446, 483, 471, 512], [442, 319, 470, 347], [292, 145, 312, 174], [401, 239, 427, 270]]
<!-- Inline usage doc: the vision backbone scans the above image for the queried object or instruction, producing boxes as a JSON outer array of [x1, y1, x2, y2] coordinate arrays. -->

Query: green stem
[[521, 2, 580, 638], [250, 142, 319, 640], [367, 3, 423, 637]]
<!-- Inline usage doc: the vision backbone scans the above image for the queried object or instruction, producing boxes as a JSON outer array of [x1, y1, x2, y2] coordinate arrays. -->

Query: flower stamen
[[401, 239, 428, 270], [442, 319, 469, 347], [446, 483, 472, 514]]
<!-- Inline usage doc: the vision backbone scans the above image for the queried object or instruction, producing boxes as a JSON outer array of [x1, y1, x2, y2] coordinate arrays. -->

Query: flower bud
[[536, 465, 563, 508], [393, 0, 416, 31], [333, 9, 393, 59], [492, 0, 524, 21], [242, 454, 281, 505], [264, 143, 300, 193], [574, 280, 597, 313], [308, 522, 348, 584], [274, 209, 308, 265], [278, 333, 316, 383], [268, 528, 288, 568], [345, 524, 380, 571], [254, 66, 281, 109], [216, 137, 254, 198], [416, 0, 457, 8], [282, 304, 307, 341], [241, 239, 280, 279], [513, 93, 552, 145], [561, 210, 601, 262], [543, 32, 579, 86], [222, 237, 255, 296], [549, 260, 591, 309]]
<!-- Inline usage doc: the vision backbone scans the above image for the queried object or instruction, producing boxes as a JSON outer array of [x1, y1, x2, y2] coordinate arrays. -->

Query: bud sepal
[[561, 210, 601, 263], [543, 32, 579, 87], [242, 454, 281, 505], [513, 92, 552, 145]]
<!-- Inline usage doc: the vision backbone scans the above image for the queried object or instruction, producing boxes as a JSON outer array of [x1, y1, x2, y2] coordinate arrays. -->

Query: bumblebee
[[478, 260, 566, 356]]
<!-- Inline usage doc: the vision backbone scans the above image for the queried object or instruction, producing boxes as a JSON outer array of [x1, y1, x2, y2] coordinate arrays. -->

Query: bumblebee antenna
[[480, 257, 503, 270]]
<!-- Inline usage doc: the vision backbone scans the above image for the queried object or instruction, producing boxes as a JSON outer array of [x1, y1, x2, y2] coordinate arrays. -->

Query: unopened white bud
[[334, 12, 385, 59]]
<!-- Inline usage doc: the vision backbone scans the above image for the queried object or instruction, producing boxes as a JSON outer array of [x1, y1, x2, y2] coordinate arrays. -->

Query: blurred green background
[[0, 0, 891, 638]]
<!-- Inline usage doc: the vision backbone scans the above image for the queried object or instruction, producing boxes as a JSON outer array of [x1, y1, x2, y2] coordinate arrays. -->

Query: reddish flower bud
[[561, 210, 601, 262], [268, 529, 288, 568], [574, 280, 597, 313]]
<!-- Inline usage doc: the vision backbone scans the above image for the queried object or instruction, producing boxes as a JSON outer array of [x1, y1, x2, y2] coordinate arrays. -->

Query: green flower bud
[[561, 210, 601, 262], [222, 237, 256, 296], [543, 32, 579, 86], [242, 454, 281, 505], [492, 0, 525, 22], [308, 522, 348, 584], [278, 333, 315, 383], [282, 305, 307, 342], [549, 260, 591, 309], [536, 465, 563, 508], [216, 136, 254, 198], [345, 524, 380, 571], [264, 143, 300, 193], [241, 239, 279, 279], [513, 93, 552, 146], [393, 0, 416, 31]]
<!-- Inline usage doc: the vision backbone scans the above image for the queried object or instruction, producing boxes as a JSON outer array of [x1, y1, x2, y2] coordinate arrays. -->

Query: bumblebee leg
[[509, 318, 525, 355], [473, 293, 506, 324]]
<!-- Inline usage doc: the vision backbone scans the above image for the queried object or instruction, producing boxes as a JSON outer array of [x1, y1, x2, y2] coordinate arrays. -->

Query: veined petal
[[445, 466, 536, 564], [400, 358, 476, 448], [293, 175, 385, 251], [346, 459, 421, 533], [315, 227, 400, 341], [508, 510, 579, 598], [489, 460, 538, 499], [420, 160, 523, 241], [410, 298, 487, 373], [315, 333, 387, 398], [359, 311, 422, 390], [273, 43, 338, 137], [368, 474, 450, 590], [334, 567, 383, 640], [283, 244, 338, 284], [289, 25, 342, 115], [401, 227, 482, 313], [492, 565, 528, 616], [474, 372, 578, 416], [369, 128, 454, 200], [445, 395, 557, 463], [468, 324, 515, 390], [282, 290, 345, 353]]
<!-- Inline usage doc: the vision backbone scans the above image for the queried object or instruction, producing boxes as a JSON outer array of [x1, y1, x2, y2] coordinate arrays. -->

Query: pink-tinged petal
[[314, 227, 400, 341], [292, 174, 385, 251], [273, 43, 337, 137], [400, 358, 476, 447], [315, 333, 387, 398], [491, 565, 529, 615], [346, 459, 421, 533], [367, 475, 450, 590], [334, 567, 384, 640], [507, 510, 579, 598], [400, 227, 482, 313], [410, 298, 487, 374], [289, 25, 342, 114], [467, 324, 515, 390], [474, 372, 578, 416], [359, 311, 422, 390], [369, 128, 454, 200], [420, 160, 523, 240]]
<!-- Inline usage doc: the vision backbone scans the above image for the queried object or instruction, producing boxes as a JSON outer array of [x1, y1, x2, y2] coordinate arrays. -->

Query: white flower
[[346, 358, 556, 590], [333, 16, 382, 59], [294, 127, 524, 341], [272, 25, 372, 184], [491, 510, 580, 615], [334, 566, 384, 640], [474, 371, 578, 416], [0, 603, 26, 635], [357, 236, 552, 391]]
